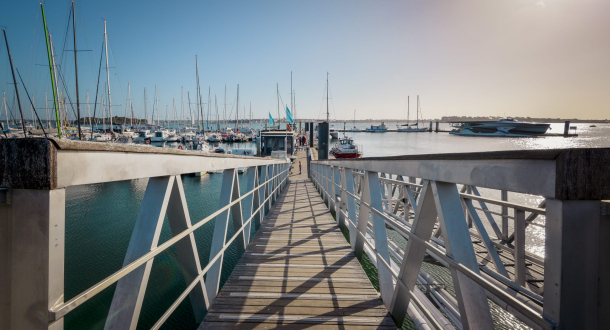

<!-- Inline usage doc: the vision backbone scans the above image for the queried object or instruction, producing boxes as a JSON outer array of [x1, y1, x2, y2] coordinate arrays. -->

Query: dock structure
[[1, 139, 610, 330], [200, 171, 395, 329]]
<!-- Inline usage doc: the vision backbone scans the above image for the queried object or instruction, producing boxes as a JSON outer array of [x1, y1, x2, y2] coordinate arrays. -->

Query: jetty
[[1, 138, 609, 330]]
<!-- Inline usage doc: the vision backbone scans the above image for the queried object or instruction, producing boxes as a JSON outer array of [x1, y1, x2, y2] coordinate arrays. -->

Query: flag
[[269, 112, 274, 126], [286, 106, 294, 123]]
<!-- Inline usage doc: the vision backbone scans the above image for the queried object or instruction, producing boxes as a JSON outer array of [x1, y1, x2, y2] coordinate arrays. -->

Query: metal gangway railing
[[310, 148, 610, 330], [0, 138, 290, 330]]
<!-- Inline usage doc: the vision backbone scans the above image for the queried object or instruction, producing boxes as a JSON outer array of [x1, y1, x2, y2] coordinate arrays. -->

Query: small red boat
[[330, 137, 362, 158]]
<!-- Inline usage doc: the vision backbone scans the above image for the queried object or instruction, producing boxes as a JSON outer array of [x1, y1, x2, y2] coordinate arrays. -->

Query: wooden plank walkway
[[200, 156, 396, 329]]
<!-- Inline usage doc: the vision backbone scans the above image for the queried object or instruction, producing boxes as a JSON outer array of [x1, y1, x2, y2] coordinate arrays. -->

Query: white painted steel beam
[[316, 158, 556, 198], [243, 167, 260, 245], [431, 181, 494, 329], [165, 176, 209, 321], [389, 181, 439, 326], [364, 171, 395, 309], [56, 150, 283, 188], [206, 169, 244, 304], [105, 176, 173, 330]]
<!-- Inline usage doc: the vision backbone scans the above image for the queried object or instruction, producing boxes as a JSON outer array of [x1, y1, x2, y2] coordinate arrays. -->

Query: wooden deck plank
[[199, 170, 396, 329]]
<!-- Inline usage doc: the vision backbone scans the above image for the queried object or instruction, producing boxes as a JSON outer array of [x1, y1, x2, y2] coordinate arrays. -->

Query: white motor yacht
[[449, 118, 551, 137]]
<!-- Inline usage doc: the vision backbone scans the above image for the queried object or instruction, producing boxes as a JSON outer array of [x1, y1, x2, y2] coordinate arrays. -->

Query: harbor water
[[64, 122, 610, 329]]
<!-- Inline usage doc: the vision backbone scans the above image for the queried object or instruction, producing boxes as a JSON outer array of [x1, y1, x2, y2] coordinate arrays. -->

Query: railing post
[[105, 176, 174, 330], [329, 166, 336, 214], [466, 185, 473, 228], [364, 171, 395, 309], [1, 188, 65, 330], [501, 190, 508, 240], [333, 166, 343, 228], [165, 176, 209, 322], [342, 168, 358, 249], [514, 209, 526, 286], [353, 171, 371, 259], [205, 169, 245, 304], [243, 166, 260, 245], [544, 199, 605, 329], [267, 165, 274, 208], [431, 181, 494, 329], [390, 180, 438, 326], [259, 165, 268, 219], [321, 165, 330, 206]]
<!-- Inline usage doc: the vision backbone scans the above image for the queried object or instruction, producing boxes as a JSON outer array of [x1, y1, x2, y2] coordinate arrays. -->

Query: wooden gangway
[[200, 157, 396, 329]]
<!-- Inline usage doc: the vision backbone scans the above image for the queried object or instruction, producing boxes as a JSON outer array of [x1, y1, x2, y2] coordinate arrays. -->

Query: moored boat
[[365, 122, 387, 132], [449, 118, 550, 137], [330, 136, 362, 158]]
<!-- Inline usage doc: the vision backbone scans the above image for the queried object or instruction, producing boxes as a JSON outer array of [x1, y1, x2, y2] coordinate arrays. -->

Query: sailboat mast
[[3, 92, 9, 130], [181, 87, 184, 129], [326, 72, 329, 123], [215, 95, 219, 131], [103, 21, 113, 134], [49, 35, 64, 136], [416, 95, 419, 126], [72, 0, 82, 138], [407, 95, 410, 125], [2, 29, 26, 136], [207, 86, 210, 131], [154, 86, 158, 126], [236, 84, 239, 130], [86, 91, 92, 130], [195, 55, 204, 133], [249, 102, 251, 130], [144, 88, 147, 128], [276, 83, 279, 129], [126, 82, 130, 128], [224, 85, 226, 130], [40, 3, 62, 137], [290, 71, 293, 122]]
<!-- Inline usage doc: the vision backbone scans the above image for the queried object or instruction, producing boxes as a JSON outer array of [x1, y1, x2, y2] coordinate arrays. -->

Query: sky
[[1, 0, 609, 122]]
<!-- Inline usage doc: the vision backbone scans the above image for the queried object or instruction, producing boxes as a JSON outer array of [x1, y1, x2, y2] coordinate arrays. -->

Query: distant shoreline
[[309, 117, 610, 124]]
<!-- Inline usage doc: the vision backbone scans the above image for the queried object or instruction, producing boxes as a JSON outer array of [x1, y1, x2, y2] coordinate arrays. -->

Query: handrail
[[150, 169, 288, 329], [310, 163, 556, 330], [48, 166, 288, 320]]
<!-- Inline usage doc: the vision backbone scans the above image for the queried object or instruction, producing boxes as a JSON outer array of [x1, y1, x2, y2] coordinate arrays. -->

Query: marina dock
[[1, 139, 610, 330], [201, 155, 395, 328]]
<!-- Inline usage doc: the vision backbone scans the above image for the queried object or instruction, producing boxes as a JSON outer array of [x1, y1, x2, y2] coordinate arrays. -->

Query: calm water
[[64, 122, 610, 329]]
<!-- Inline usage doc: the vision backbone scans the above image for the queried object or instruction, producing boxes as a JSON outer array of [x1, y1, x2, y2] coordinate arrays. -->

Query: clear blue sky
[[1, 0, 609, 122]]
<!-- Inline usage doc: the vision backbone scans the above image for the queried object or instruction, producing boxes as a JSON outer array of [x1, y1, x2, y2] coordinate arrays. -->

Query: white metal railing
[[0, 138, 290, 330], [310, 149, 610, 330]]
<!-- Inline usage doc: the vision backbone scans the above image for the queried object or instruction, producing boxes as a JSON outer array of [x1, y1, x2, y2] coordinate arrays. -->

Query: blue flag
[[269, 112, 274, 126], [286, 106, 294, 123]]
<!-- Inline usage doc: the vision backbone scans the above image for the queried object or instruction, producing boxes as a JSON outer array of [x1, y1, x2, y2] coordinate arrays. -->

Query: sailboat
[[398, 95, 427, 132], [347, 109, 360, 132]]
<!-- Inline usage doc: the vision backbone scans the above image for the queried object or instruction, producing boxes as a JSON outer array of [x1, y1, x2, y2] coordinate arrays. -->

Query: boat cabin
[[258, 130, 295, 157]]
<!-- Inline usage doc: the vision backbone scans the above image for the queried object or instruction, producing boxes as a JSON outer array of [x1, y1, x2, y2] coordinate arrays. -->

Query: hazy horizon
[[1, 0, 609, 122]]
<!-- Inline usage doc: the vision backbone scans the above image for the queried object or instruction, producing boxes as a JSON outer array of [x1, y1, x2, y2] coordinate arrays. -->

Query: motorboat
[[330, 136, 362, 158], [330, 127, 339, 139], [365, 122, 387, 132], [90, 133, 112, 142], [449, 118, 550, 137], [151, 130, 168, 142], [208, 133, 222, 142]]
